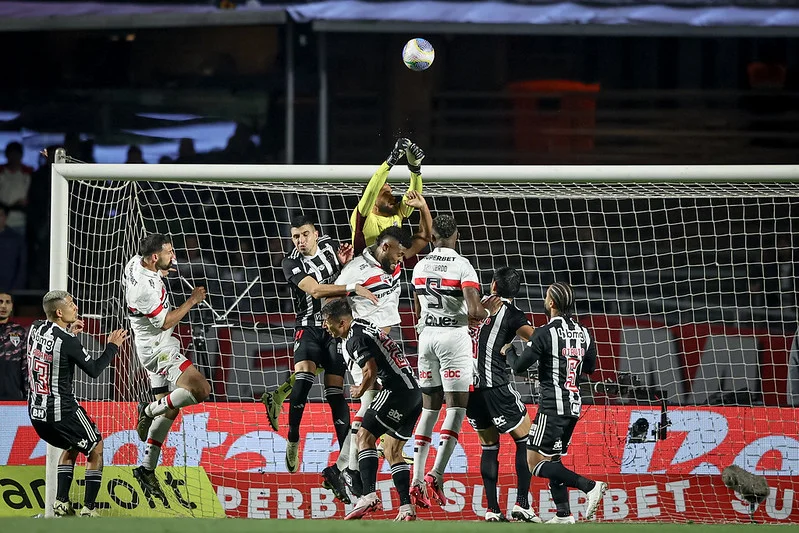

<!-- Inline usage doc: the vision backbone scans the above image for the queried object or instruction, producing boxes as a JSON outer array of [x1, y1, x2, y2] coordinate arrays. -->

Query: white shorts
[[417, 327, 473, 393], [136, 336, 192, 391]]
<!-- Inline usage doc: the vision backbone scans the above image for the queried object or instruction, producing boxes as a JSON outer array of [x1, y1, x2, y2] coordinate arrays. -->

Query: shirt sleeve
[[513, 331, 544, 373], [65, 336, 118, 379], [510, 308, 532, 335], [335, 262, 356, 286], [461, 260, 480, 291], [282, 256, 310, 288], [582, 331, 598, 375], [352, 163, 391, 253], [349, 334, 375, 368], [398, 170, 423, 219]]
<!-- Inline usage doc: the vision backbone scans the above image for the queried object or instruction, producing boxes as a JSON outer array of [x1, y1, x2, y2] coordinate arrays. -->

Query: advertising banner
[[1, 402, 796, 521], [0, 465, 224, 517]]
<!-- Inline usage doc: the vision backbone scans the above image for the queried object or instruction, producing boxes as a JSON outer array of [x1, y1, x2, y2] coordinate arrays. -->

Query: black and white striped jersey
[[26, 320, 117, 423], [342, 318, 418, 392], [522, 316, 597, 418], [282, 235, 343, 327], [471, 299, 531, 389]]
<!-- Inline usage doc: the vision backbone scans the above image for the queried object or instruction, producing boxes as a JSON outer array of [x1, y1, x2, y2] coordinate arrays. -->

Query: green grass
[[0, 519, 786, 533]]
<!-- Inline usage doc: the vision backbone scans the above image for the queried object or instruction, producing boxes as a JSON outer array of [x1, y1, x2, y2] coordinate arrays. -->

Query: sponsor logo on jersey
[[557, 328, 587, 343], [425, 315, 460, 327]]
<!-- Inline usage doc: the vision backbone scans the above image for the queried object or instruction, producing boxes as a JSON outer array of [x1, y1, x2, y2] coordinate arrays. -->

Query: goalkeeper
[[351, 137, 425, 255], [263, 139, 426, 427]]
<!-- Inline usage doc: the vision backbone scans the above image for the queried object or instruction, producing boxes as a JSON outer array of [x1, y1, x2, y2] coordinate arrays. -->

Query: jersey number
[[32, 359, 51, 395], [564, 357, 581, 394], [425, 278, 444, 309]]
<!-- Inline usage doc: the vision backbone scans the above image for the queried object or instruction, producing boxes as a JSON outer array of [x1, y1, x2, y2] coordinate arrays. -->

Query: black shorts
[[31, 406, 102, 455], [467, 383, 529, 434], [527, 410, 578, 457], [292, 326, 346, 377], [362, 388, 422, 441]]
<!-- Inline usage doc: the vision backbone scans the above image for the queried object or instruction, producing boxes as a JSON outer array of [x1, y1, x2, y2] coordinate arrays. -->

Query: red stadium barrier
[[1, 402, 796, 521]]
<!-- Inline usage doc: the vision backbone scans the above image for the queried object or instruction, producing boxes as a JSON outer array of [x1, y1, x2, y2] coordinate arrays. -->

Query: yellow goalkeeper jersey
[[350, 162, 422, 254]]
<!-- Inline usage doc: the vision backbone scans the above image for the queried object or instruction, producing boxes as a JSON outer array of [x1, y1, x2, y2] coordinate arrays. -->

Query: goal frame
[[47, 152, 799, 517]]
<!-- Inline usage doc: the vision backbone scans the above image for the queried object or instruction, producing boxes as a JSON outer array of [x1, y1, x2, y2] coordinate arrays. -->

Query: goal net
[[50, 159, 799, 522]]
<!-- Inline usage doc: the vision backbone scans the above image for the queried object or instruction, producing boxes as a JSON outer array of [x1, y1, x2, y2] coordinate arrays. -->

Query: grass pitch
[[0, 519, 781, 533]]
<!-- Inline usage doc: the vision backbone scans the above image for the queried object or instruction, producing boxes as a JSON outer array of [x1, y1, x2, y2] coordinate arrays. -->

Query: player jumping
[[124, 233, 212, 499]]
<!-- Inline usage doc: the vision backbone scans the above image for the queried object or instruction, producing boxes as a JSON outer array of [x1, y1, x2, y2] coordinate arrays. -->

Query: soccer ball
[[402, 38, 435, 71]]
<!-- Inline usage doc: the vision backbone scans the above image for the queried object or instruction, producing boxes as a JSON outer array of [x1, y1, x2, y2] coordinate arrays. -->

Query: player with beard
[[331, 219, 431, 499], [503, 282, 607, 523], [351, 138, 425, 255], [124, 233, 212, 499]]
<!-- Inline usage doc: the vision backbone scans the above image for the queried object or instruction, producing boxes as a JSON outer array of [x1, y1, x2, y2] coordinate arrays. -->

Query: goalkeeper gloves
[[386, 138, 410, 167], [406, 142, 425, 173]]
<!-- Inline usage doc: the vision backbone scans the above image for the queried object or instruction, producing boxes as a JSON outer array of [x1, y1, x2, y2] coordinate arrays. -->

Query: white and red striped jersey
[[412, 247, 480, 328], [336, 248, 402, 328], [123, 255, 174, 354]]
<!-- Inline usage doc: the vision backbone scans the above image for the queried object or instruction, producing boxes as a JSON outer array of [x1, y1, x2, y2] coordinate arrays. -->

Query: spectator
[[0, 205, 26, 290], [126, 145, 146, 164], [176, 138, 197, 164], [26, 146, 56, 290], [224, 124, 259, 163], [0, 141, 34, 236], [0, 292, 27, 400]]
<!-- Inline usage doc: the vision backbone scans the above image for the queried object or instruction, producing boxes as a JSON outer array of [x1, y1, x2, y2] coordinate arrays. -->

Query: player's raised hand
[[404, 190, 427, 209], [189, 286, 207, 305], [337, 242, 354, 264], [68, 319, 85, 335], [387, 138, 410, 167], [107, 329, 128, 348], [355, 284, 379, 304], [406, 142, 425, 172]]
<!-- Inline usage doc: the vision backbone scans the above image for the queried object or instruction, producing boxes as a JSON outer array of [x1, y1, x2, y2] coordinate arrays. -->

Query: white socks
[[431, 407, 466, 478], [412, 408, 440, 483], [142, 416, 175, 470], [146, 388, 198, 418]]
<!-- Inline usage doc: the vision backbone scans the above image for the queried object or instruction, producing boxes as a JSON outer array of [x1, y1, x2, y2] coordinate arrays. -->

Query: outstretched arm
[[403, 191, 432, 257], [68, 329, 128, 379], [504, 340, 539, 375], [296, 276, 379, 304]]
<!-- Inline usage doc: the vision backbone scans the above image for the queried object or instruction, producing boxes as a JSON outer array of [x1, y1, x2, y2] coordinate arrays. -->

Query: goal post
[[47, 159, 799, 522]]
